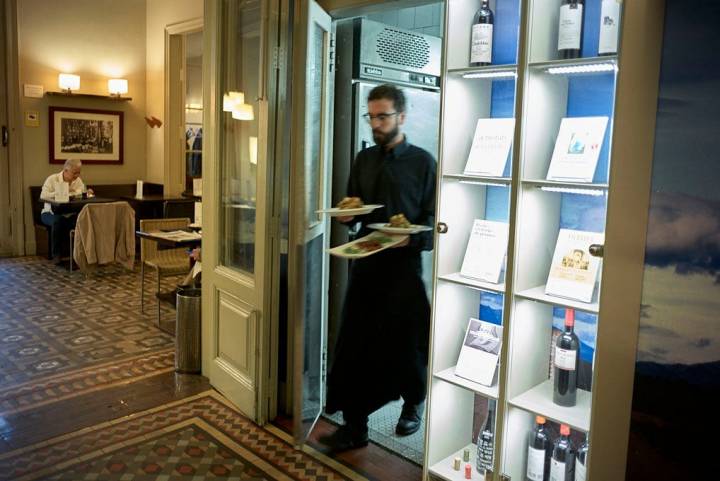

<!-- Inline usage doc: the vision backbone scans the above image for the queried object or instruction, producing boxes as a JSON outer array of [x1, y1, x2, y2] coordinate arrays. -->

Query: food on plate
[[342, 235, 395, 255], [388, 213, 412, 228], [337, 196, 364, 210]]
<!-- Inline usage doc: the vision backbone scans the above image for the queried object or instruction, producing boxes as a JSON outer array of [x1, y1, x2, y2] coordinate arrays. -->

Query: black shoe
[[396, 401, 425, 436], [318, 425, 369, 454]]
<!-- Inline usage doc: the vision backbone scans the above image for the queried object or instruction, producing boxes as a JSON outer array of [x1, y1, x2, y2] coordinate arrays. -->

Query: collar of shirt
[[383, 135, 410, 159]]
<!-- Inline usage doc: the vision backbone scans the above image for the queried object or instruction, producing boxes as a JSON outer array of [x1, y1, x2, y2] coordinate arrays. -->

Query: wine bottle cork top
[[536, 415, 546, 424], [560, 424, 570, 436], [565, 308, 575, 326]]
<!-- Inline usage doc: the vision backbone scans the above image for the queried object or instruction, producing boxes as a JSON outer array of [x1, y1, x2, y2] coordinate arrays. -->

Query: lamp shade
[[231, 103, 254, 121], [108, 78, 128, 95], [58, 73, 80, 92], [223, 91, 245, 112]]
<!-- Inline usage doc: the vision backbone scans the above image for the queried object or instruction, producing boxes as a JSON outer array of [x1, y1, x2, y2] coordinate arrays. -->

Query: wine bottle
[[598, 0, 621, 55], [526, 415, 552, 481], [550, 424, 575, 481], [553, 308, 580, 407], [574, 434, 589, 481], [470, 0, 494, 66], [476, 400, 495, 474], [557, 0, 584, 59]]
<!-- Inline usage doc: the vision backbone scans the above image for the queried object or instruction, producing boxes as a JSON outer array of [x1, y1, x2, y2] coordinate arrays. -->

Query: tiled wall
[[366, 2, 444, 38]]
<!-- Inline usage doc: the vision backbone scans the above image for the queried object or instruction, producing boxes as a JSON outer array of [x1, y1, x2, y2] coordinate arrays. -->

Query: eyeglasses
[[362, 112, 398, 123]]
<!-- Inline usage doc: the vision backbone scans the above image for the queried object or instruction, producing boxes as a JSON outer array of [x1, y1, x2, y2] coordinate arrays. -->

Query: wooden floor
[[0, 257, 422, 480]]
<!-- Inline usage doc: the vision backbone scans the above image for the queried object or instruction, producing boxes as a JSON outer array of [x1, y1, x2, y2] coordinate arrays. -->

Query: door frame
[[2, 0, 24, 256], [165, 18, 203, 198]]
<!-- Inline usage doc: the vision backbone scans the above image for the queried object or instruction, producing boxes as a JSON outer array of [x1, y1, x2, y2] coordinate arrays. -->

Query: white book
[[546, 116, 609, 183], [194, 202, 202, 225], [463, 118, 515, 177], [193, 178, 203, 197], [545, 229, 605, 303], [135, 180, 144, 199], [460, 219, 509, 284], [455, 318, 503, 386]]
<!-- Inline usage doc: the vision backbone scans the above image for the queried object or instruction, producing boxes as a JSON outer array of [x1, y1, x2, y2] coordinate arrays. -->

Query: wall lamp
[[108, 78, 129, 97], [58, 73, 80, 93]]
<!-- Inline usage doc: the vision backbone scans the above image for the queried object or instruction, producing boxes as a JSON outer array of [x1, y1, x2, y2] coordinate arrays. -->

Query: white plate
[[328, 232, 408, 259], [316, 204, 383, 216], [367, 223, 433, 235]]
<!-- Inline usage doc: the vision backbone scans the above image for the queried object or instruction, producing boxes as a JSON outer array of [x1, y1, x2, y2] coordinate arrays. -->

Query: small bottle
[[526, 416, 551, 481], [598, 0, 621, 55], [470, 0, 494, 66], [550, 424, 575, 481], [558, 0, 584, 59], [476, 400, 495, 474], [553, 308, 580, 407], [574, 434, 589, 481]]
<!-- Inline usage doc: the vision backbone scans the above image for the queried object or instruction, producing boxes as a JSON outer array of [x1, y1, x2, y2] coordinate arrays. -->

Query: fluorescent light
[[231, 103, 254, 121], [107, 78, 128, 96], [58, 73, 80, 92], [463, 71, 517, 79], [546, 63, 617, 75], [460, 180, 509, 187], [539, 186, 606, 196]]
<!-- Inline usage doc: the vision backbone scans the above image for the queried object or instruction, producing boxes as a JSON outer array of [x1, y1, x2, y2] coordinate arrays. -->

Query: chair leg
[[156, 269, 161, 328], [140, 263, 145, 314], [69, 230, 74, 272]]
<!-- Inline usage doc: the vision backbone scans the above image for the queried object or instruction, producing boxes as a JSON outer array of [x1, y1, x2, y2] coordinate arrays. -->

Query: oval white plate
[[316, 204, 383, 216], [367, 223, 433, 235]]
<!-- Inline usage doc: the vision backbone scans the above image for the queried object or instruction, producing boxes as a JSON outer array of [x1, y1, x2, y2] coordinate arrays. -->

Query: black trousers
[[41, 212, 77, 258]]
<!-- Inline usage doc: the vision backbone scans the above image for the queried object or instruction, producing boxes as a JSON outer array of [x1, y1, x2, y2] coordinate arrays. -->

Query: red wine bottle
[[526, 415, 551, 481], [550, 424, 575, 481], [574, 434, 589, 481], [558, 0, 584, 59], [470, 0, 494, 66], [553, 308, 580, 407]]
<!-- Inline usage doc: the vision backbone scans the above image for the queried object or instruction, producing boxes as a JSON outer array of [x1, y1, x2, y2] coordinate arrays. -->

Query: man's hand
[[86, 188, 95, 197], [337, 216, 355, 223]]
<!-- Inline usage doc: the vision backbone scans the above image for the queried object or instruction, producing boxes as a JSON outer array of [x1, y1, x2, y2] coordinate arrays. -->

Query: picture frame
[[49, 107, 124, 165]]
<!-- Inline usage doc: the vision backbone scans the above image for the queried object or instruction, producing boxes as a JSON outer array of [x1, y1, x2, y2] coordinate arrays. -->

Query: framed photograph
[[49, 107, 123, 164]]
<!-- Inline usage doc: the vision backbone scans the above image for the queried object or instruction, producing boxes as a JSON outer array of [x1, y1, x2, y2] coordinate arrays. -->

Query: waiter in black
[[320, 84, 436, 452]]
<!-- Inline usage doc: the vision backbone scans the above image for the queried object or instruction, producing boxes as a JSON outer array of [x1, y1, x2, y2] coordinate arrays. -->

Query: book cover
[[546, 116, 609, 182], [463, 118, 515, 177], [545, 229, 605, 303], [460, 219, 509, 283], [455, 318, 503, 386]]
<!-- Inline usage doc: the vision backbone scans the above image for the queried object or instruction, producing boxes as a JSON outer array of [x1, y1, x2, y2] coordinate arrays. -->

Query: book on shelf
[[463, 118, 515, 177], [545, 229, 604, 303], [546, 116, 609, 183], [460, 219, 509, 284], [454, 318, 503, 386]]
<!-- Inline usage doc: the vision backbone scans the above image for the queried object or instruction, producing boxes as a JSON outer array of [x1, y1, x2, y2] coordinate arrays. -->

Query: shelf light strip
[[459, 180, 509, 188], [546, 62, 617, 75], [539, 186, 606, 196], [462, 71, 517, 79]]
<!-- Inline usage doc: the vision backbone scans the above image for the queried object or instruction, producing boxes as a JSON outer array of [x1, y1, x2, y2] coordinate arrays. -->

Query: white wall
[[145, 0, 203, 184], [17, 0, 147, 253]]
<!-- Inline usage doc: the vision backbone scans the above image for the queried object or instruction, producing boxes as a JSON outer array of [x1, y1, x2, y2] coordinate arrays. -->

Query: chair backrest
[[163, 199, 195, 219], [139, 217, 190, 262]]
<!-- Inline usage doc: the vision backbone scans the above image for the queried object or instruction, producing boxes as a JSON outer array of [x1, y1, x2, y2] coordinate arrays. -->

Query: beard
[[372, 125, 400, 147]]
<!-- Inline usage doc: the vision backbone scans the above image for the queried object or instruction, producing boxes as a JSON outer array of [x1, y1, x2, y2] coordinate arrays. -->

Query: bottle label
[[598, 0, 620, 54], [575, 458, 587, 481], [558, 4, 583, 51], [550, 458, 567, 481], [471, 23, 493, 64], [526, 446, 546, 480], [555, 346, 577, 370]]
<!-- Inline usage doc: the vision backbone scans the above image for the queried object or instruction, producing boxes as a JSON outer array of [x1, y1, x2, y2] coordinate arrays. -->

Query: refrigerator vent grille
[[375, 27, 430, 69]]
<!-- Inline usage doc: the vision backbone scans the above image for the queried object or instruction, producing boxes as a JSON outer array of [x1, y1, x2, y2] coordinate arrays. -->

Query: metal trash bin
[[175, 286, 201, 373]]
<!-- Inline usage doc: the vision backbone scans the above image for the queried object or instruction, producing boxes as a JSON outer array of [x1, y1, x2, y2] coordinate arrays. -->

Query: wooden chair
[[139, 218, 191, 326]]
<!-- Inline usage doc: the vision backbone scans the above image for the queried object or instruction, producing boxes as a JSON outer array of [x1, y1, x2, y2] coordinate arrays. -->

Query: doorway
[[279, 0, 445, 468]]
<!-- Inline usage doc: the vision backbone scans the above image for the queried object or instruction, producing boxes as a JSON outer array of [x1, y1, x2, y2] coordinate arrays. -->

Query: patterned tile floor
[[0, 391, 369, 481], [0, 257, 182, 415]]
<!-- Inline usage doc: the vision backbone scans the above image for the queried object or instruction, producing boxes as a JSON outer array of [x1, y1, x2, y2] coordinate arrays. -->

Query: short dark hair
[[367, 84, 406, 113]]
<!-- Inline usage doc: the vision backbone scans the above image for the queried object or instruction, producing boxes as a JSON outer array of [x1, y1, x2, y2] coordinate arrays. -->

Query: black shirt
[[346, 136, 436, 252]]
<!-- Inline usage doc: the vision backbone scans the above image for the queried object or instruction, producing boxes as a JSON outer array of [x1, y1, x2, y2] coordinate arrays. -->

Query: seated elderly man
[[40, 159, 93, 259]]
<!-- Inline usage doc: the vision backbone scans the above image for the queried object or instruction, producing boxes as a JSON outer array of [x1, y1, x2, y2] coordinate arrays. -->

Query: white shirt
[[40, 172, 86, 214]]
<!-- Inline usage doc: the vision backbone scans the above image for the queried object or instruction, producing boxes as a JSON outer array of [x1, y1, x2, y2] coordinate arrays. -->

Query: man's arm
[[337, 154, 363, 225], [40, 175, 55, 201], [407, 155, 437, 251]]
